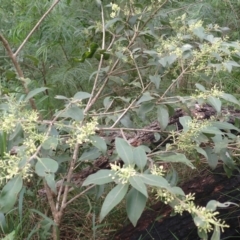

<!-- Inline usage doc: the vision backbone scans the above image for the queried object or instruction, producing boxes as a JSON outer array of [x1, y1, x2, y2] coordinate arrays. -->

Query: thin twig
[[65, 185, 96, 206], [0, 34, 38, 111], [111, 82, 152, 128], [60, 142, 80, 210]]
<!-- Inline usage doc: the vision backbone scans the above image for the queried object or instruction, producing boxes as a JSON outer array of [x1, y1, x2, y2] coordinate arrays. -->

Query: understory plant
[[1, 0, 240, 239]]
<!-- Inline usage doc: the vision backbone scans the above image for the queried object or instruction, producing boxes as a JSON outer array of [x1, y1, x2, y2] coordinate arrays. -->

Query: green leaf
[[220, 93, 240, 106], [140, 174, 169, 188], [137, 102, 154, 120], [115, 138, 134, 165], [149, 75, 161, 89], [42, 137, 58, 150], [220, 150, 236, 170], [211, 226, 220, 240], [79, 147, 101, 161], [195, 147, 208, 160], [159, 153, 195, 169], [126, 188, 147, 226], [212, 121, 239, 131], [0, 176, 23, 213], [100, 184, 128, 221], [129, 176, 148, 197], [82, 170, 114, 186], [55, 95, 69, 100], [59, 106, 84, 121], [157, 105, 169, 130], [25, 87, 48, 101], [179, 116, 192, 131], [198, 229, 208, 239], [45, 173, 57, 194], [195, 83, 206, 92], [73, 91, 91, 100], [103, 97, 113, 109], [133, 146, 147, 171], [169, 186, 185, 196], [192, 26, 205, 40], [35, 158, 58, 177], [136, 92, 154, 105], [90, 136, 107, 153], [30, 209, 56, 226], [193, 216, 205, 228], [1, 231, 15, 240], [166, 168, 178, 187], [0, 212, 7, 231], [207, 96, 221, 113], [206, 200, 238, 211], [201, 126, 223, 135], [205, 147, 218, 169]]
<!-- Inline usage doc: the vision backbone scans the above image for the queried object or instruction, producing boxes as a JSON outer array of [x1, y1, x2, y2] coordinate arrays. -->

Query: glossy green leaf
[[157, 105, 169, 130], [42, 137, 58, 150], [0, 176, 23, 213], [129, 176, 148, 197], [100, 184, 128, 221], [35, 158, 58, 177], [115, 138, 134, 165], [73, 91, 91, 100], [133, 146, 147, 171], [90, 136, 107, 153], [126, 188, 147, 226], [25, 87, 48, 101], [82, 170, 114, 186], [79, 147, 101, 161], [159, 153, 195, 169], [207, 96, 221, 113], [140, 174, 169, 188]]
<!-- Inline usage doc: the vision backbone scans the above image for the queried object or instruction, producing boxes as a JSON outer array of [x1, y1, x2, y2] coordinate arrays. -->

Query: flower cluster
[[150, 164, 165, 176], [66, 118, 98, 147], [0, 153, 33, 184], [175, 118, 211, 152], [192, 86, 224, 100], [110, 3, 120, 18], [154, 188, 174, 204], [109, 163, 136, 184], [174, 193, 229, 233]]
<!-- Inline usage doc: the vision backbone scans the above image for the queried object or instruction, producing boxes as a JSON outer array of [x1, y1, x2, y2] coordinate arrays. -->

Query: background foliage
[[1, 0, 240, 239]]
